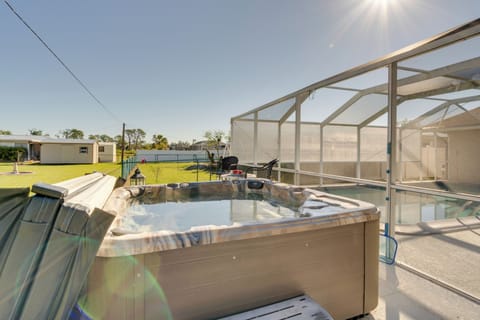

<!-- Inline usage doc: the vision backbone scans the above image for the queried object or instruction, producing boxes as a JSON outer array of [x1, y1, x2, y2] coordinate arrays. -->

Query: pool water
[[317, 185, 480, 224], [124, 198, 298, 233]]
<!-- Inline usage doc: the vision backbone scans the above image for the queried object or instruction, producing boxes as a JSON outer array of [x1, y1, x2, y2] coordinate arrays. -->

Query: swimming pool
[[317, 184, 480, 224]]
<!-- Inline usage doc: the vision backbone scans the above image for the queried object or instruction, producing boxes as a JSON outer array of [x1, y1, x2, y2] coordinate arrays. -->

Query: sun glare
[[369, 0, 395, 7], [367, 0, 398, 13], [328, 0, 416, 54]]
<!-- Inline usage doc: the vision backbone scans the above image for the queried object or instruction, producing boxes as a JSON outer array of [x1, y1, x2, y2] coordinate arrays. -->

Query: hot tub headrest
[[247, 180, 264, 190]]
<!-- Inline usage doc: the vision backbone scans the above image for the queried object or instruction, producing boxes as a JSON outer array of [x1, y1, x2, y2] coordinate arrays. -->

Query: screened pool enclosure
[[231, 19, 480, 234]]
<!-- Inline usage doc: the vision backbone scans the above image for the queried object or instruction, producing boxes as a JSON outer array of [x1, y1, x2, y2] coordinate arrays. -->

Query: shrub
[[0, 146, 28, 162]]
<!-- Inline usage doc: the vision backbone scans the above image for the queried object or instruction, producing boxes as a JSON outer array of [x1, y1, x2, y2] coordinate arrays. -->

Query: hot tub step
[[217, 295, 333, 320]]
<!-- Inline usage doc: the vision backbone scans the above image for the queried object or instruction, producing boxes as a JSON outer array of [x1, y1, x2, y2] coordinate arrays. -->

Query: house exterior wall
[[40, 143, 98, 164], [0, 142, 16, 147], [447, 129, 480, 184], [98, 143, 116, 163]]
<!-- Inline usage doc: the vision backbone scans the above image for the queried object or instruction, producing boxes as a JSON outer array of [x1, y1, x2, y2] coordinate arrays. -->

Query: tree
[[114, 135, 124, 149], [170, 140, 191, 150], [399, 118, 411, 128], [0, 130, 12, 135], [125, 128, 146, 150], [88, 134, 114, 142], [29, 128, 43, 136], [204, 130, 226, 159], [61, 128, 84, 139], [152, 134, 169, 150], [124, 129, 133, 149]]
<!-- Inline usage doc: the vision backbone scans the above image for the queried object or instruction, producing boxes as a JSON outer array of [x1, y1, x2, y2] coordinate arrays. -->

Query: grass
[[0, 162, 121, 188], [137, 162, 213, 185], [0, 161, 214, 188]]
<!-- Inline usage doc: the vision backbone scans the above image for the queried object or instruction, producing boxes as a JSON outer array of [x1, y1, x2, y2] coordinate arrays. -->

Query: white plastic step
[[217, 295, 334, 320]]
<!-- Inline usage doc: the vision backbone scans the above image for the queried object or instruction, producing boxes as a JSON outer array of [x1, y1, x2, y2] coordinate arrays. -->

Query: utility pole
[[121, 123, 126, 178]]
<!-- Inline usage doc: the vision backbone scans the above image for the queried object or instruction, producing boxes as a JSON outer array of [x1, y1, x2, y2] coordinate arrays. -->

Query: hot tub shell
[[82, 180, 379, 320]]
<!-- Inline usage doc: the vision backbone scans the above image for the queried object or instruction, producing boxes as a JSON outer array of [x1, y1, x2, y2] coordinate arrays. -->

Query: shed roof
[[0, 135, 96, 145]]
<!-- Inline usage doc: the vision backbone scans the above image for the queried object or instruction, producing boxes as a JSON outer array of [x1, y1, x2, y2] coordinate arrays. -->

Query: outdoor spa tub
[[80, 179, 379, 320]]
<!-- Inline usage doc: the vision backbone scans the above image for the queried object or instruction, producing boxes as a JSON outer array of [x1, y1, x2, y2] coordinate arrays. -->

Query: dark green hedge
[[0, 146, 27, 162]]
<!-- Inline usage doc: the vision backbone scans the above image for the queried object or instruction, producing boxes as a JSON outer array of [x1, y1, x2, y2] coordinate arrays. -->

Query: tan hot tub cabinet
[[82, 181, 379, 320]]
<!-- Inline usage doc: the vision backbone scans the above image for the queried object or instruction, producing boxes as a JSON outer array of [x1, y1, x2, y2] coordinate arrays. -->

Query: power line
[[4, 0, 122, 123]]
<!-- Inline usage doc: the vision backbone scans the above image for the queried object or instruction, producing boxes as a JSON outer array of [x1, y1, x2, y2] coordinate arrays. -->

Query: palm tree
[[152, 134, 169, 150]]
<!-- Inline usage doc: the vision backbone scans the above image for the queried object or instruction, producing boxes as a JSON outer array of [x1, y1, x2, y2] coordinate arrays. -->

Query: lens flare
[[77, 254, 173, 320]]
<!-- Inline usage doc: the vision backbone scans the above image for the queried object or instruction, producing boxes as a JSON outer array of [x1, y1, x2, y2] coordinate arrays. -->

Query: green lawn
[[137, 162, 212, 185], [0, 162, 121, 188], [0, 162, 213, 188]]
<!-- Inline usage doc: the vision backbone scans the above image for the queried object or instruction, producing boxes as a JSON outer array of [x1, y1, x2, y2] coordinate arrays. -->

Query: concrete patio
[[363, 224, 480, 320]]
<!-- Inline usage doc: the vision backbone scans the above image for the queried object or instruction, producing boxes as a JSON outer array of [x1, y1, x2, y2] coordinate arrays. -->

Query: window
[[79, 146, 88, 154], [99, 146, 105, 152]]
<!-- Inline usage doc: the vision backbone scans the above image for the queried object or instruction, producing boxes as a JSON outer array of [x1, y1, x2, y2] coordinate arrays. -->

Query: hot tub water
[[124, 195, 298, 233]]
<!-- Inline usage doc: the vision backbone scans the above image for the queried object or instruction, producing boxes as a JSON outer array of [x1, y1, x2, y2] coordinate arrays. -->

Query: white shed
[[98, 142, 116, 163], [40, 139, 98, 164]]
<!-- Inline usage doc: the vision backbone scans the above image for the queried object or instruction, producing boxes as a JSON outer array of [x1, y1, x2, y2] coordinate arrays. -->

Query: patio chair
[[245, 158, 279, 180], [216, 156, 239, 179]]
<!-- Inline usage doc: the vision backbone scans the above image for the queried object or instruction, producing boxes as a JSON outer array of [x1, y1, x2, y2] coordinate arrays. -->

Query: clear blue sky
[[1, 0, 478, 143]]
